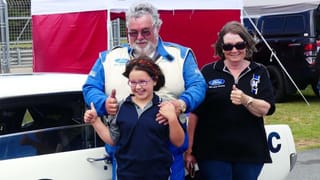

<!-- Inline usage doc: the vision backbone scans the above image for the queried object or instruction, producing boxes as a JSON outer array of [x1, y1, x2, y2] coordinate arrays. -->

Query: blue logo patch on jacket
[[208, 79, 225, 86], [208, 79, 225, 88], [114, 58, 129, 64]]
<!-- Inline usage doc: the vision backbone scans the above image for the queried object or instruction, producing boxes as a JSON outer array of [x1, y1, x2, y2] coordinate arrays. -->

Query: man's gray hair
[[126, 1, 163, 28]]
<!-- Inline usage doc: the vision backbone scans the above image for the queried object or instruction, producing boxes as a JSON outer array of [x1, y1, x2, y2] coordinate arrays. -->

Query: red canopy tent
[[31, 0, 242, 73]]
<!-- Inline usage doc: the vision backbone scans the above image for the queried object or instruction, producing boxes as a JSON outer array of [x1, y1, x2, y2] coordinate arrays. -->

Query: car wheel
[[267, 65, 286, 102], [311, 78, 320, 97]]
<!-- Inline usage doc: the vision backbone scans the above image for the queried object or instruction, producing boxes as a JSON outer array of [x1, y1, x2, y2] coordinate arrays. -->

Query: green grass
[[265, 86, 320, 151], [10, 43, 32, 48]]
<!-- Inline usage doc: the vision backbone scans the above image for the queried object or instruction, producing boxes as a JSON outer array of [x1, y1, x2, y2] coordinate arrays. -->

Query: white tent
[[31, 0, 242, 15], [244, 0, 320, 17]]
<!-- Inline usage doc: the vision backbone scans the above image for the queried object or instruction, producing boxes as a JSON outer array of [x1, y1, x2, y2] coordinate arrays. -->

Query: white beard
[[132, 41, 157, 57]]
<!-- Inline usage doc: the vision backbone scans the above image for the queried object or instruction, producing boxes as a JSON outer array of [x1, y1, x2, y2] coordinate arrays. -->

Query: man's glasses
[[128, 79, 152, 87], [222, 42, 246, 51], [128, 29, 152, 38]]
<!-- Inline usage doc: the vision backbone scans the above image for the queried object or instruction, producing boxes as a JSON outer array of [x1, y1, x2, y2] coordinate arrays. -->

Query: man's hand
[[171, 99, 186, 114], [156, 99, 186, 125], [105, 89, 118, 115], [158, 101, 177, 122]]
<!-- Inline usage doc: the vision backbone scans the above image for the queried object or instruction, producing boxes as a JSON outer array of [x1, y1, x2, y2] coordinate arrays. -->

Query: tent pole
[[107, 9, 112, 49], [243, 9, 310, 106]]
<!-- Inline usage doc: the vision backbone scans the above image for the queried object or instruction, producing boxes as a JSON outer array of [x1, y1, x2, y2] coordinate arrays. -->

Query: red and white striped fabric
[[31, 0, 242, 73]]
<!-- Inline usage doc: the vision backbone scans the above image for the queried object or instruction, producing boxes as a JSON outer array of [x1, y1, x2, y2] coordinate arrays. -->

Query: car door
[[0, 92, 112, 180], [0, 144, 111, 180], [259, 124, 297, 180]]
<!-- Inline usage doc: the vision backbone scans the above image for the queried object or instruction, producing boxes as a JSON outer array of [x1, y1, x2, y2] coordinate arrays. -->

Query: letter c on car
[[268, 132, 281, 153]]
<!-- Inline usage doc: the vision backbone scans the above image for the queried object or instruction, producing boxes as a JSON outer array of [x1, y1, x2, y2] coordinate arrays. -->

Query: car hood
[[0, 73, 88, 98]]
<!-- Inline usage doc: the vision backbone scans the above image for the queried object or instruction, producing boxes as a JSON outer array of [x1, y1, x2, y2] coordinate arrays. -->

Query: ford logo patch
[[115, 58, 129, 64], [208, 79, 225, 86]]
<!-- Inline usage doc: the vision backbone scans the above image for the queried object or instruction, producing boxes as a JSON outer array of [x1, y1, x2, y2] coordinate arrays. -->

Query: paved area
[[286, 148, 320, 180]]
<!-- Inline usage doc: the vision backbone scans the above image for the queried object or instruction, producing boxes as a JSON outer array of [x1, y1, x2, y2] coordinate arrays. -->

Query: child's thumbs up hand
[[84, 102, 98, 123]]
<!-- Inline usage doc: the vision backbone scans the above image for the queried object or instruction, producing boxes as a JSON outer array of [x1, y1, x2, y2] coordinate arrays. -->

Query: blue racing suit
[[83, 37, 206, 179]]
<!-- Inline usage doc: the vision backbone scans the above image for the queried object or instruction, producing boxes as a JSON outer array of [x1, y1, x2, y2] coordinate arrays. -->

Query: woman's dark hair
[[214, 21, 257, 60], [123, 56, 165, 91]]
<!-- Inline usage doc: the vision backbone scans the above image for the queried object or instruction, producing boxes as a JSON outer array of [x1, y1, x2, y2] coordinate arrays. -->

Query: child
[[84, 56, 185, 179]]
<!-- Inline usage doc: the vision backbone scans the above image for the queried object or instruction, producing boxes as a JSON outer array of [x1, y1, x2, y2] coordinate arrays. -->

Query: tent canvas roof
[[31, 0, 242, 15], [244, 0, 320, 17]]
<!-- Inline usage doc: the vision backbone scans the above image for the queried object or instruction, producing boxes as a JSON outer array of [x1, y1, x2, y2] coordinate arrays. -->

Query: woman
[[185, 21, 276, 180], [84, 56, 185, 179]]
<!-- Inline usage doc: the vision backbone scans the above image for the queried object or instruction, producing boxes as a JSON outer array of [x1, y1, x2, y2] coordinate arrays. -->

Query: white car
[[0, 73, 297, 180], [0, 73, 112, 180]]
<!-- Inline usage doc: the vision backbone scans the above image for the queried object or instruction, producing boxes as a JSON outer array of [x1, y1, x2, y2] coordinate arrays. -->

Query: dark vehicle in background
[[244, 6, 320, 101]]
